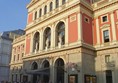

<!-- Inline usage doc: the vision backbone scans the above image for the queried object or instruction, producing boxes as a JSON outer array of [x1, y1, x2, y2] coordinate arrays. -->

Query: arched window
[[50, 2, 53, 11], [56, 22, 65, 47], [39, 9, 42, 17], [55, 58, 64, 83], [34, 11, 37, 20], [33, 32, 40, 52], [42, 60, 50, 83], [44, 27, 51, 50], [56, 0, 59, 8], [62, 0, 66, 5], [44, 5, 47, 14], [32, 62, 38, 70]]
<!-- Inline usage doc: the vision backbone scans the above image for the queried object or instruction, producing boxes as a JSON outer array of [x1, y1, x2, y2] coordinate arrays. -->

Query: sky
[[0, 0, 30, 32]]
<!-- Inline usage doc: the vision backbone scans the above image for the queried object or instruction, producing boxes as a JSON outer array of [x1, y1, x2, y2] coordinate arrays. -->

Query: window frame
[[84, 16, 90, 23], [105, 55, 110, 63], [44, 5, 47, 15], [34, 11, 37, 20], [101, 14, 108, 23], [56, 0, 59, 8], [103, 30, 110, 43], [62, 0, 66, 5], [39, 9, 42, 17], [50, 2, 53, 11]]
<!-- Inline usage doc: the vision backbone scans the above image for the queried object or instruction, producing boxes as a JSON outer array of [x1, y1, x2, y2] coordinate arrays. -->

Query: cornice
[[93, 0, 118, 12]]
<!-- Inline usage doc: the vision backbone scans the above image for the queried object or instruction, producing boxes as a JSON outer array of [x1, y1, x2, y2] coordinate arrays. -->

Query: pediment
[[100, 24, 110, 29]]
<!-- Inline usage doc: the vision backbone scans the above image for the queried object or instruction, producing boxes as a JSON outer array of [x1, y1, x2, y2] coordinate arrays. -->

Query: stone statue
[[59, 34, 62, 45], [35, 42, 39, 52], [46, 38, 50, 48]]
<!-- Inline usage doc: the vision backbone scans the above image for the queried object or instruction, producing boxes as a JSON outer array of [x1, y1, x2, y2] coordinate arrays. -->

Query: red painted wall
[[28, 13, 33, 24], [82, 13, 93, 45], [68, 13, 78, 43], [25, 35, 31, 55], [93, 19, 97, 45]]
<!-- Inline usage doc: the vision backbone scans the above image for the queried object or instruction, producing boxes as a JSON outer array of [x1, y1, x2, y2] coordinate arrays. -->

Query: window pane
[[56, 0, 59, 8], [103, 30, 109, 42], [105, 55, 110, 63], [62, 0, 66, 5], [34, 11, 37, 20], [102, 16, 107, 22], [50, 2, 53, 11], [106, 70, 112, 83], [39, 9, 42, 17]]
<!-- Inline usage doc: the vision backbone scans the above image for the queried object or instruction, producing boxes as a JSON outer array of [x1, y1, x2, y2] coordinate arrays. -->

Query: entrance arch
[[41, 60, 50, 83], [31, 62, 38, 83], [55, 58, 65, 83]]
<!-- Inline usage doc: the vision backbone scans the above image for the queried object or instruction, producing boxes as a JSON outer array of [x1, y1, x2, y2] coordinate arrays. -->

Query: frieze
[[23, 48, 81, 61], [97, 48, 118, 55]]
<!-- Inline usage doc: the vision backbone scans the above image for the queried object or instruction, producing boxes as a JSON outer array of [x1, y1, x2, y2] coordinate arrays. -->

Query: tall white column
[[40, 29, 43, 51], [51, 25, 55, 49], [78, 12, 83, 42], [65, 18, 68, 46], [96, 18, 100, 44], [110, 12, 116, 42]]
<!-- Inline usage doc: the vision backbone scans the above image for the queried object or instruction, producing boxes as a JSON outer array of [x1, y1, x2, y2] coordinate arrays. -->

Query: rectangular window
[[84, 17, 89, 23], [105, 55, 110, 63], [17, 54, 19, 60], [106, 70, 113, 83], [14, 55, 15, 61], [22, 53, 24, 57], [15, 74, 17, 82], [103, 30, 109, 42], [102, 16, 108, 22], [12, 74, 14, 82], [34, 11, 37, 20]]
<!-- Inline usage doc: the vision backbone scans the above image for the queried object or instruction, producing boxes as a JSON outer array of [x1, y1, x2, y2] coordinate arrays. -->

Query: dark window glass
[[44, 5, 47, 14], [103, 30, 109, 42], [106, 70, 112, 83], [50, 2, 53, 11], [34, 11, 37, 20], [62, 0, 66, 5], [32, 62, 38, 70], [17, 54, 19, 60], [39, 9, 42, 17], [56, 0, 59, 8], [55, 58, 64, 83], [102, 16, 107, 22]]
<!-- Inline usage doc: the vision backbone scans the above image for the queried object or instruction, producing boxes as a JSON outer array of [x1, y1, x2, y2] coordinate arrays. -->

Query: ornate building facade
[[10, 0, 118, 83]]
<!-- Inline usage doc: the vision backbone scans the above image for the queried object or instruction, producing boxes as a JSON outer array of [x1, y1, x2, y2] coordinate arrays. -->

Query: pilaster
[[110, 12, 116, 42], [78, 12, 83, 42], [96, 18, 100, 44]]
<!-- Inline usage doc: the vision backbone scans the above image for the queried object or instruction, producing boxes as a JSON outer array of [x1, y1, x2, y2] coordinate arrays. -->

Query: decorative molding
[[100, 24, 110, 29]]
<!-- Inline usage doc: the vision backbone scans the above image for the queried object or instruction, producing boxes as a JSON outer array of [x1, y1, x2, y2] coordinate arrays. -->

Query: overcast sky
[[0, 0, 30, 32]]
